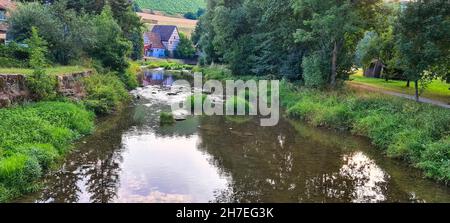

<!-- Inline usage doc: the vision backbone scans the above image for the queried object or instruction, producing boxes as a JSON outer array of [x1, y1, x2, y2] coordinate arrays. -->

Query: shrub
[[83, 74, 130, 115], [26, 69, 57, 100], [418, 137, 450, 183], [160, 112, 175, 125], [12, 144, 59, 171]]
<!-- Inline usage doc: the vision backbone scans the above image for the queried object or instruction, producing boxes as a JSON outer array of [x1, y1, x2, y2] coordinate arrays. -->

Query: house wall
[[150, 48, 165, 58], [163, 28, 180, 52]]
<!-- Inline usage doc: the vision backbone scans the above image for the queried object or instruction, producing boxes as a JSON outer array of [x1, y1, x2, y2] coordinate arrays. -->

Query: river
[[18, 69, 450, 203]]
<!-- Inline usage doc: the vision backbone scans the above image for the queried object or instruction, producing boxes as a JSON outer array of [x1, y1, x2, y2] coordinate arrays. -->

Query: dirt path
[[348, 82, 450, 109]]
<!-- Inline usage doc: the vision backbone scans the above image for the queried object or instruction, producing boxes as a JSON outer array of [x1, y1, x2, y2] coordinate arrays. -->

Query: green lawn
[[349, 72, 450, 104], [0, 66, 90, 76]]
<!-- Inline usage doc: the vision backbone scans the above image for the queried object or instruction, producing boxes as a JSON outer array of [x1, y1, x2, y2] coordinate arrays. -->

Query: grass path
[[349, 74, 450, 104], [348, 82, 450, 109]]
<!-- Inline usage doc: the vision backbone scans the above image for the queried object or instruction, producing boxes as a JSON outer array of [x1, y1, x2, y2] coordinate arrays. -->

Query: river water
[[18, 69, 450, 203]]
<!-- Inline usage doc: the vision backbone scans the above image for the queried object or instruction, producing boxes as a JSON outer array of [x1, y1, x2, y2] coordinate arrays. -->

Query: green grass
[[135, 0, 206, 14], [282, 81, 450, 183], [0, 66, 90, 76], [141, 59, 194, 70], [160, 112, 176, 125], [349, 72, 450, 104], [0, 101, 95, 202]]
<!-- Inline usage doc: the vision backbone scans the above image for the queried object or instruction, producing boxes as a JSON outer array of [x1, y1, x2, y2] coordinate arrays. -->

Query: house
[[143, 25, 180, 58], [0, 0, 15, 44], [143, 32, 166, 58]]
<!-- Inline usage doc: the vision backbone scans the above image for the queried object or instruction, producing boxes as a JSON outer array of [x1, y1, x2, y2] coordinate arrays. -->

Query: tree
[[396, 0, 450, 101], [174, 32, 196, 59], [26, 27, 48, 69], [293, 0, 382, 87], [89, 5, 132, 72]]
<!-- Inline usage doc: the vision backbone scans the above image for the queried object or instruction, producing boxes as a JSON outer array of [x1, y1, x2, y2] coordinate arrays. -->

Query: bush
[[12, 144, 59, 171], [302, 53, 328, 88], [83, 74, 130, 115], [26, 69, 57, 100], [119, 61, 141, 90], [160, 112, 175, 125], [418, 137, 450, 183]]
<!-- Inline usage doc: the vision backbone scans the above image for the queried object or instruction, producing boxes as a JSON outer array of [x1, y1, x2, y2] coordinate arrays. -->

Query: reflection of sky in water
[[305, 152, 389, 203], [340, 152, 388, 203], [114, 133, 229, 203]]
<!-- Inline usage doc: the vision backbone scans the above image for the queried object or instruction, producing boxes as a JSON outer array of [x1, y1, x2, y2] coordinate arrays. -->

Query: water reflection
[[18, 70, 450, 203]]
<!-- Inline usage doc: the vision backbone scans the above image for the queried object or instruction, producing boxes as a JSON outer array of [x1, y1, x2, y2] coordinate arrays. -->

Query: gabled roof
[[151, 25, 177, 42], [144, 32, 165, 49]]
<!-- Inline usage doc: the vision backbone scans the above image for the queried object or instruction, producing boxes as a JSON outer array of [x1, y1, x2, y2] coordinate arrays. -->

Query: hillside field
[[135, 0, 206, 14], [138, 12, 198, 36]]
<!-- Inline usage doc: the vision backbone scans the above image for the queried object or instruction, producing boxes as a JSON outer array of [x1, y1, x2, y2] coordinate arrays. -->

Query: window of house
[[0, 10, 6, 21], [170, 41, 173, 44]]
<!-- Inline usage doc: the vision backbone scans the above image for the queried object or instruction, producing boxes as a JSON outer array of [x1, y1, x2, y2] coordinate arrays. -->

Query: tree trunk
[[331, 41, 338, 87], [414, 80, 419, 102], [406, 80, 410, 88]]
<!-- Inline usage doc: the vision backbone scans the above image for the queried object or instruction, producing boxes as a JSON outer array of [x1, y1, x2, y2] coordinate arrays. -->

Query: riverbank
[[197, 65, 450, 184], [282, 82, 450, 184], [0, 65, 138, 202]]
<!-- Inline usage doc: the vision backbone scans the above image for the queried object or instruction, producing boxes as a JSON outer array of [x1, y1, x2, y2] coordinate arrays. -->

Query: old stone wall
[[0, 70, 92, 108]]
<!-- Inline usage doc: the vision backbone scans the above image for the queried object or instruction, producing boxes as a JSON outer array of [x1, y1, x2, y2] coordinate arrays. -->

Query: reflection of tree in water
[[35, 108, 134, 203], [196, 116, 414, 203]]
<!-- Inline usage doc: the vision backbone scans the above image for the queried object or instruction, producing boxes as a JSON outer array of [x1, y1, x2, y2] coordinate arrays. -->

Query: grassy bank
[[0, 101, 95, 201], [199, 65, 450, 183], [0, 70, 133, 202], [281, 82, 450, 183]]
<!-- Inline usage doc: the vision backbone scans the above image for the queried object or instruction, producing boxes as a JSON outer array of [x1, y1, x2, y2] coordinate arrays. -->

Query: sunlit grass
[[349, 70, 450, 103], [0, 66, 90, 76]]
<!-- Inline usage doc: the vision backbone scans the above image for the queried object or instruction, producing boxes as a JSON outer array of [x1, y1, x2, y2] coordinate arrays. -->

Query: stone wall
[[0, 70, 92, 108]]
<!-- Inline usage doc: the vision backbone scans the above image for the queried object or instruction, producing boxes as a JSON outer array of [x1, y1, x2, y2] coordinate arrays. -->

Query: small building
[[143, 25, 180, 58], [144, 32, 166, 58], [0, 0, 15, 44], [364, 59, 385, 78]]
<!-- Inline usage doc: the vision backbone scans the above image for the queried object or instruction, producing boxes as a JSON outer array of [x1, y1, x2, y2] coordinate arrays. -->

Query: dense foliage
[[194, 0, 449, 94], [0, 102, 95, 202], [174, 33, 196, 59], [8, 0, 143, 72], [135, 0, 206, 14], [194, 0, 383, 82]]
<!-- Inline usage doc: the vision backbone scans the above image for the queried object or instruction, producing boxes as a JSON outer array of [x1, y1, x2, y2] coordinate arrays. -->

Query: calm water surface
[[18, 70, 450, 203]]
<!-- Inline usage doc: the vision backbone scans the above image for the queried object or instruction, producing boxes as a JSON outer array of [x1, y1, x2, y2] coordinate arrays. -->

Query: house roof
[[151, 25, 177, 42], [144, 32, 165, 49], [0, 0, 15, 10]]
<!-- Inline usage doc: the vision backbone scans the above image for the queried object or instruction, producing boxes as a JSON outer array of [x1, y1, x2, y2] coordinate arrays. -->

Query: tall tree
[[293, 0, 382, 87], [396, 0, 450, 101]]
